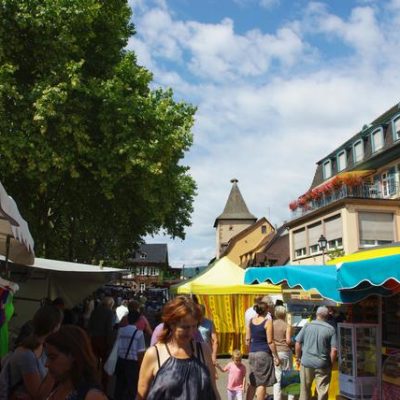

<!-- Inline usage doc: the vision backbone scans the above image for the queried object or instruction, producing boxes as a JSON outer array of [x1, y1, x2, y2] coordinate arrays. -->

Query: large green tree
[[0, 0, 196, 265]]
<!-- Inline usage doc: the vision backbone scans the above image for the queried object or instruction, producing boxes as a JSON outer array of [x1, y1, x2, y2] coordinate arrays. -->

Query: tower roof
[[214, 179, 257, 227]]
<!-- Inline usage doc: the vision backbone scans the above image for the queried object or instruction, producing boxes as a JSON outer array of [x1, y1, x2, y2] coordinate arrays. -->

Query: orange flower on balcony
[[331, 176, 343, 190], [310, 188, 323, 200], [342, 173, 363, 187], [297, 196, 307, 207], [289, 200, 298, 211]]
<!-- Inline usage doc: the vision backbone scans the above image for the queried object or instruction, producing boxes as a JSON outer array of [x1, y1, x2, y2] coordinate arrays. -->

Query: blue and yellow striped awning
[[245, 251, 400, 303]]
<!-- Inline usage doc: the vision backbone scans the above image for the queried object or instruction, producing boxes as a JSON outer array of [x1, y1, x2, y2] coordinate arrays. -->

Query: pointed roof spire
[[214, 179, 257, 227]]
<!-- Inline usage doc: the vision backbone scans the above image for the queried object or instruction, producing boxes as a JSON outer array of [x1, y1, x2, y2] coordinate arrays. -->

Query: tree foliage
[[0, 0, 197, 265]]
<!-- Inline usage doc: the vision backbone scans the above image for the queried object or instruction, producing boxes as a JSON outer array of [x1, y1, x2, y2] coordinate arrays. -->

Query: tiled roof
[[252, 224, 289, 266], [317, 103, 399, 164], [311, 102, 400, 188], [220, 217, 275, 257], [129, 244, 168, 264], [214, 179, 257, 227]]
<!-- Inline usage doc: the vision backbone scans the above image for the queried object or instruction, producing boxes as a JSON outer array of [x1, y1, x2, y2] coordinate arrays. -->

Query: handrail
[[290, 182, 400, 220]]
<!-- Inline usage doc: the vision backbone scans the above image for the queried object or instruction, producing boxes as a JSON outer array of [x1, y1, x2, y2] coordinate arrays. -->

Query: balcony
[[290, 182, 400, 220]]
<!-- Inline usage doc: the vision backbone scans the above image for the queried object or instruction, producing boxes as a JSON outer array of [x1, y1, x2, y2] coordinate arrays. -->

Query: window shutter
[[293, 229, 306, 250], [359, 212, 394, 241], [373, 175, 380, 194], [308, 223, 323, 245], [394, 117, 400, 138], [389, 167, 396, 195], [325, 215, 342, 240]]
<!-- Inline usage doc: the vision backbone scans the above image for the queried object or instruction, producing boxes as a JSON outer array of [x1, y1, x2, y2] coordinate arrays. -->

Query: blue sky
[[128, 0, 400, 268]]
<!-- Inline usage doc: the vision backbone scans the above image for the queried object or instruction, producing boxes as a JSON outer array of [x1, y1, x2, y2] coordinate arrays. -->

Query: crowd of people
[[0, 290, 338, 400]]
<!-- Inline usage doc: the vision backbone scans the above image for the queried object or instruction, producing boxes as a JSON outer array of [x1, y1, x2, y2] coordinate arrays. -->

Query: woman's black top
[[146, 341, 216, 400]]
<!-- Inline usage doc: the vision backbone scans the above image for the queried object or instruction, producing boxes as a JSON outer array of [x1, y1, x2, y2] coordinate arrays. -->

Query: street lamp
[[318, 234, 328, 265]]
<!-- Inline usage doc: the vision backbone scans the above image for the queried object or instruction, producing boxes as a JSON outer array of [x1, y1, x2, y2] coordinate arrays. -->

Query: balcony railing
[[290, 182, 400, 220]]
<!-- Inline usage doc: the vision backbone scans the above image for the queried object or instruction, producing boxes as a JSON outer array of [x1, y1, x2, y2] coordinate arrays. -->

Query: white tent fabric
[[0, 181, 34, 265], [31, 257, 124, 273], [8, 258, 127, 331]]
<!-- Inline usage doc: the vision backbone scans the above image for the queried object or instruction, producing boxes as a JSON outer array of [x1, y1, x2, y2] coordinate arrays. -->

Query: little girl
[[216, 349, 246, 400]]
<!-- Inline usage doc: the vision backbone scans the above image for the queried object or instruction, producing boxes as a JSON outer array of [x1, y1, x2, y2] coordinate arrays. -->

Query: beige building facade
[[288, 102, 400, 264], [289, 198, 400, 265], [221, 217, 275, 266]]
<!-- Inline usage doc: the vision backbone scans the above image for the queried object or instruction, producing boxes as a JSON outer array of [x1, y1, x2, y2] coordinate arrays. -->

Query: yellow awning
[[173, 257, 281, 295], [327, 245, 400, 265]]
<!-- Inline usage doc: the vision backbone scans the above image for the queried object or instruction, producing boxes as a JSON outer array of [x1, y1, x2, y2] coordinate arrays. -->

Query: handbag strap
[[124, 328, 138, 359]]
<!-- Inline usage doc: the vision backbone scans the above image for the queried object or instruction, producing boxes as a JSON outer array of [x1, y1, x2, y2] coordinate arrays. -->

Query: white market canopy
[[0, 181, 34, 265], [7, 257, 127, 328], [31, 257, 125, 273]]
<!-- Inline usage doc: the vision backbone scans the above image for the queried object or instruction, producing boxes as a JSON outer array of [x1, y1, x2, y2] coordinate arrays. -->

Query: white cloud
[[134, 1, 400, 267], [308, 5, 384, 59], [130, 7, 305, 82]]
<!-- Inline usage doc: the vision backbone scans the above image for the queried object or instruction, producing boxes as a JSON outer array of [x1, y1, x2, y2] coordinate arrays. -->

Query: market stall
[[7, 257, 127, 335], [0, 180, 35, 269], [244, 251, 400, 400], [0, 180, 35, 357], [172, 256, 282, 354]]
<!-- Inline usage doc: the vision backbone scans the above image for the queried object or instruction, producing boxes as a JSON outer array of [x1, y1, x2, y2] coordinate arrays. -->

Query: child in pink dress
[[216, 349, 247, 400]]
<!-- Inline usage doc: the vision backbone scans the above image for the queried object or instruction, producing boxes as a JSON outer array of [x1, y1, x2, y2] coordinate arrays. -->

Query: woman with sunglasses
[[137, 296, 220, 400]]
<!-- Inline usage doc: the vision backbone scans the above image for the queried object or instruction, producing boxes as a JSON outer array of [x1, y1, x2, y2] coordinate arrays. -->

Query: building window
[[337, 151, 346, 172], [149, 267, 159, 276], [140, 252, 147, 259], [328, 238, 343, 249], [324, 214, 342, 246], [307, 222, 322, 254], [295, 248, 307, 258], [371, 128, 384, 153], [309, 244, 320, 255], [353, 140, 364, 164], [382, 171, 390, 197], [261, 225, 267, 234], [322, 160, 332, 180], [359, 212, 394, 248], [392, 115, 400, 141], [293, 228, 306, 259], [381, 168, 397, 197]]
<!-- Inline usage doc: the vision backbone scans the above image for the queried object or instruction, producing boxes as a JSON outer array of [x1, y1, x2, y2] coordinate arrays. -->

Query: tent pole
[[47, 272, 51, 300], [5, 235, 10, 276]]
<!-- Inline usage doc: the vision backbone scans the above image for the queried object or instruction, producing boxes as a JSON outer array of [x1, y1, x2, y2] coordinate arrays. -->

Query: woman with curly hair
[[137, 296, 220, 400], [44, 325, 107, 400]]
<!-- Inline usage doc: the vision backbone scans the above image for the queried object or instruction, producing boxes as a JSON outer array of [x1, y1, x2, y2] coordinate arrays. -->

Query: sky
[[128, 0, 400, 268]]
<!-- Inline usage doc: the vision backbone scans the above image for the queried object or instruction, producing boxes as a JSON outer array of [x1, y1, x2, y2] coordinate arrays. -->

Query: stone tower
[[214, 179, 257, 259]]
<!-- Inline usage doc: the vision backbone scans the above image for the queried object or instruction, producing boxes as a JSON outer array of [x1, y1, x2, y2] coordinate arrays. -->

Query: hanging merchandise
[[0, 277, 19, 357]]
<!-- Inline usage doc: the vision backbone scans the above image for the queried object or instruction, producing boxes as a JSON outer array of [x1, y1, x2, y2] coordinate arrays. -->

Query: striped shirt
[[117, 325, 145, 360]]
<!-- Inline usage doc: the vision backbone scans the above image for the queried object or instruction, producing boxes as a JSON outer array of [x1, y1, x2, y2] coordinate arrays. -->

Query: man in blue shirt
[[295, 306, 337, 400]]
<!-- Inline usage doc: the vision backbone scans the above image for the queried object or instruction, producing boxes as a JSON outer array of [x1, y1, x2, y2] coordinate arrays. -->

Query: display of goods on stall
[[348, 297, 378, 324]]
